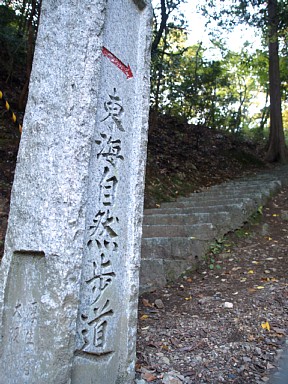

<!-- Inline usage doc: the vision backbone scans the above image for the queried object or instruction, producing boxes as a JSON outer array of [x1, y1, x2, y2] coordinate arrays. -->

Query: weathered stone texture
[[0, 1, 152, 383]]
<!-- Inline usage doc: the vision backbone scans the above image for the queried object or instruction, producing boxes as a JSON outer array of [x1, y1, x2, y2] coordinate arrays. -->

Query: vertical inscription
[[10, 301, 38, 346], [2, 252, 45, 377], [77, 89, 125, 356]]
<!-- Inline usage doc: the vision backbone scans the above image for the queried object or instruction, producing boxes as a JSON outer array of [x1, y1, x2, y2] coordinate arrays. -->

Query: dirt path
[[136, 187, 288, 384]]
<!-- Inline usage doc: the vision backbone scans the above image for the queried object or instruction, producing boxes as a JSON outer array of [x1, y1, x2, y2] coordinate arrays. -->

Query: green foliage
[[206, 238, 233, 270], [209, 238, 225, 255], [151, 26, 271, 135], [0, 1, 41, 85], [234, 227, 251, 238], [150, 0, 288, 151], [0, 4, 27, 81], [198, 0, 288, 163]]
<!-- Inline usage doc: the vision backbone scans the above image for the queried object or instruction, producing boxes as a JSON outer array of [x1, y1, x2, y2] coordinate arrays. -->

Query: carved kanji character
[[101, 88, 124, 131]]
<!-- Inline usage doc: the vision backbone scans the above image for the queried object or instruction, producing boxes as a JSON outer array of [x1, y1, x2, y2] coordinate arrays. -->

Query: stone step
[[176, 190, 271, 203], [206, 179, 281, 190], [143, 210, 250, 234], [143, 211, 230, 226], [144, 201, 255, 216], [250, 169, 288, 186], [140, 237, 210, 293], [141, 236, 208, 261], [139, 258, 167, 293], [139, 258, 194, 294], [195, 184, 281, 197], [142, 223, 216, 239], [185, 179, 282, 200], [160, 196, 259, 209], [139, 166, 288, 293]]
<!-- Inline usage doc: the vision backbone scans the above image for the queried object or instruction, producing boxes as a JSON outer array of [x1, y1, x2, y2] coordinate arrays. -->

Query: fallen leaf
[[248, 270, 254, 274], [161, 345, 169, 351], [252, 261, 259, 264], [261, 321, 270, 331], [185, 296, 192, 301], [142, 371, 157, 382], [140, 314, 149, 320], [135, 363, 142, 371], [256, 286, 265, 289], [142, 298, 152, 307]]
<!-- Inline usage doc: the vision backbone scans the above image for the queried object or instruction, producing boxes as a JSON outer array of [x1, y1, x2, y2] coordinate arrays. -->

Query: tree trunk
[[154, 27, 168, 114], [151, 0, 168, 57], [265, 0, 288, 163], [259, 90, 269, 135], [19, 0, 41, 111]]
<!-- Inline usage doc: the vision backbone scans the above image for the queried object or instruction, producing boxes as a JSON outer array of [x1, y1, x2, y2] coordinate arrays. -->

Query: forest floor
[[0, 102, 287, 383], [144, 112, 269, 208], [136, 186, 288, 384]]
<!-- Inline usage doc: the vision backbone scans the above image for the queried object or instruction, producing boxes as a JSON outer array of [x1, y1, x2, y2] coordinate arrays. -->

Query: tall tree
[[265, 0, 287, 162], [151, 33, 262, 133], [151, 0, 187, 113], [200, 0, 288, 163], [151, 0, 186, 57]]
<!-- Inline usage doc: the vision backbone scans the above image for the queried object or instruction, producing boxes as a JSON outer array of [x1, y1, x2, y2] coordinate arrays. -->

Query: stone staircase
[[139, 165, 288, 293]]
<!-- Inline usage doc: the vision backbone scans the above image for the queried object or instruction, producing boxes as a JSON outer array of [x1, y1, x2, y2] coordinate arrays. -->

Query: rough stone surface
[[140, 166, 288, 292], [0, 1, 152, 383]]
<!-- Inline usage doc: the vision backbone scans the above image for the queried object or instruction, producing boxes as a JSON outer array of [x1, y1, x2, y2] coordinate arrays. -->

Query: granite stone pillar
[[0, 1, 152, 383]]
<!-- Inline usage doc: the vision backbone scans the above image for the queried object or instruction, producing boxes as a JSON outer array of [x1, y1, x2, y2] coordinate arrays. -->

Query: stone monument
[[0, 1, 152, 383]]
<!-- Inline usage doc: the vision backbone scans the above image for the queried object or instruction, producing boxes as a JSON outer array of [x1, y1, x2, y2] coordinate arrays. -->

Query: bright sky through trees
[[178, 1, 262, 55], [151, 0, 270, 128]]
